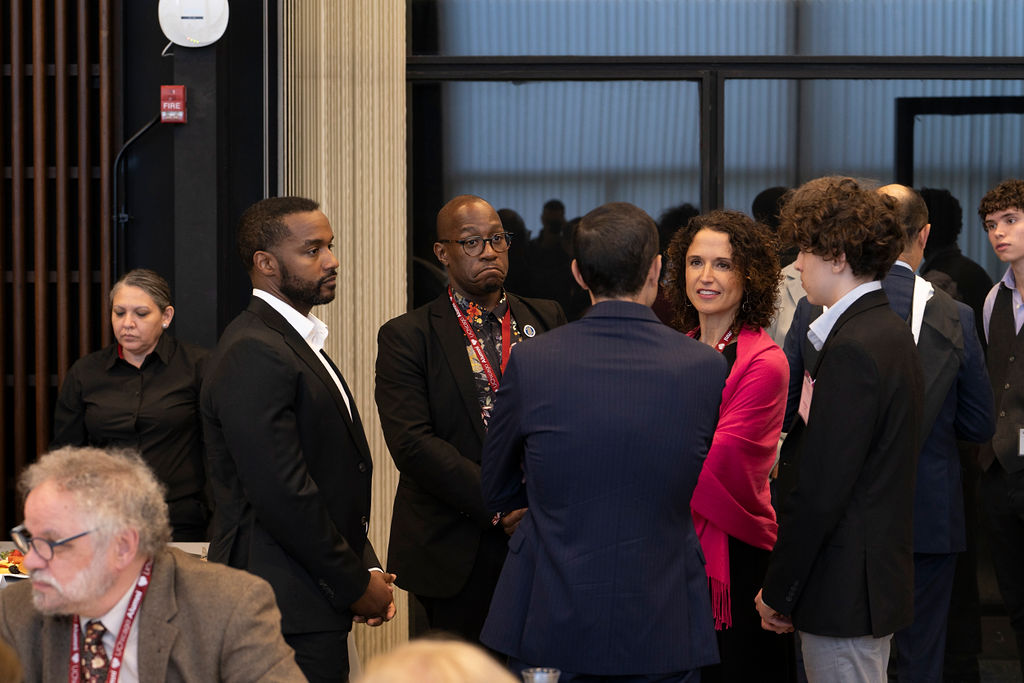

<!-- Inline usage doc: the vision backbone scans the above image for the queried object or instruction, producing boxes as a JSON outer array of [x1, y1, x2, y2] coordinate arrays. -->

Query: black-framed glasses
[[438, 232, 513, 256], [11, 524, 92, 561]]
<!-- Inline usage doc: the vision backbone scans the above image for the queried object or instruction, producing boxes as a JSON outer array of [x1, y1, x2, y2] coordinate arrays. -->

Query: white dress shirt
[[807, 281, 882, 351], [253, 288, 352, 419]]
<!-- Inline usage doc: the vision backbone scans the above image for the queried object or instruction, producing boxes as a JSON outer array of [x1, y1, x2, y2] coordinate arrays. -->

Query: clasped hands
[[754, 589, 794, 634], [351, 570, 397, 627]]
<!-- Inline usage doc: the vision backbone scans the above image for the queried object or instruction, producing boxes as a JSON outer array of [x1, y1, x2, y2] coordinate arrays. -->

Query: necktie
[[82, 619, 110, 681]]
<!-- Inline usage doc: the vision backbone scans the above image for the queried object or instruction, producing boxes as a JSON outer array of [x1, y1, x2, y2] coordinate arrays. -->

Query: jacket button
[[1010, 355, 1016, 362], [358, 462, 367, 473], [1000, 410, 1006, 418], [1006, 383, 1011, 390]]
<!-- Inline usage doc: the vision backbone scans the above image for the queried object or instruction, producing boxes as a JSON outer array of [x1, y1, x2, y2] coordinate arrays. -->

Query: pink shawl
[[690, 326, 788, 629]]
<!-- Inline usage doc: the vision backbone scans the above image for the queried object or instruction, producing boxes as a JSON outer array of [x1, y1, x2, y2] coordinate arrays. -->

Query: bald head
[[437, 195, 496, 241], [879, 184, 930, 269], [433, 195, 508, 307]]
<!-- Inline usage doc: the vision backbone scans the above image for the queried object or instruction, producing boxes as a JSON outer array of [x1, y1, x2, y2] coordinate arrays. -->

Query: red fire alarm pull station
[[161, 85, 187, 123]]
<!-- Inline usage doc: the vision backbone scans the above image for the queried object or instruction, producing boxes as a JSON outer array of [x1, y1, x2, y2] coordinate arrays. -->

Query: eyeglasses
[[438, 233, 513, 256], [11, 524, 92, 561]]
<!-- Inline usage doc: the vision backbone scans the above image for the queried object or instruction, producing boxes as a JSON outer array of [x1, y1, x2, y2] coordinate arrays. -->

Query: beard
[[279, 263, 336, 308], [30, 554, 117, 616]]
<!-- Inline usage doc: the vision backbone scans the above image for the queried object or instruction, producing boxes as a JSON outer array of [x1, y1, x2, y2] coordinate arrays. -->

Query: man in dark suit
[[757, 176, 924, 682], [876, 184, 994, 681], [480, 202, 727, 680], [201, 196, 395, 682], [375, 194, 565, 644], [0, 446, 304, 682]]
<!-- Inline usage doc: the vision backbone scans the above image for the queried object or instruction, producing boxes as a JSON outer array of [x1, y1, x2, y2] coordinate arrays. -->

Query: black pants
[[701, 536, 795, 683], [415, 527, 508, 646], [980, 460, 1024, 680], [285, 630, 349, 683]]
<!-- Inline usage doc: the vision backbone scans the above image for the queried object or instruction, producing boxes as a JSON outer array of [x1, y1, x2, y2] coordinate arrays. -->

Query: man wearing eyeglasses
[[0, 446, 303, 682], [375, 194, 565, 646]]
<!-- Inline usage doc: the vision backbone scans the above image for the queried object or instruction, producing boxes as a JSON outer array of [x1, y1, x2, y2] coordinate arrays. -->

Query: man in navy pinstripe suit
[[480, 202, 727, 681]]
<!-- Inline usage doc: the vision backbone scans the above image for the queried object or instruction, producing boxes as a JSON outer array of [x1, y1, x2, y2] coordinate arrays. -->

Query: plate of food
[[0, 549, 27, 579]]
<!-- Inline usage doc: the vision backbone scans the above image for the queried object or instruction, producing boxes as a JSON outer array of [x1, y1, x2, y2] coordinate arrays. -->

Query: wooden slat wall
[[280, 0, 408, 665], [1, 0, 111, 528]]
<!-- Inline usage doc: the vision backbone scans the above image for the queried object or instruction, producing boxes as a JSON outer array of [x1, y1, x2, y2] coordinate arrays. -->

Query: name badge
[[798, 371, 814, 425]]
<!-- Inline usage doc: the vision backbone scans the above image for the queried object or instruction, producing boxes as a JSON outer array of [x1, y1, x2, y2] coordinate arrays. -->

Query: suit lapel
[[41, 615, 72, 680], [136, 551, 179, 682], [249, 298, 367, 451], [431, 295, 487, 443], [507, 294, 544, 342], [810, 289, 888, 377], [882, 265, 915, 321], [916, 296, 962, 433]]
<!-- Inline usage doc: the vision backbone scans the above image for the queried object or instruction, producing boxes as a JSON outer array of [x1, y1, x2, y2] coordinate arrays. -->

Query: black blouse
[[52, 334, 209, 502]]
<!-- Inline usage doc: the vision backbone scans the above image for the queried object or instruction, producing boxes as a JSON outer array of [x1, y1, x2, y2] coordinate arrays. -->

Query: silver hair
[[19, 447, 171, 557]]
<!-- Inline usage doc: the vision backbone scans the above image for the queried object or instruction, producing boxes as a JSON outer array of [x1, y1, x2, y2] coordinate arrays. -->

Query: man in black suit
[[375, 194, 564, 644], [201, 196, 395, 683], [877, 185, 993, 681], [757, 177, 924, 682]]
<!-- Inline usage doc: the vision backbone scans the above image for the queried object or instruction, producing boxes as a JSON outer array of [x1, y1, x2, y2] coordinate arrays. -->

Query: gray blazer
[[0, 548, 305, 682]]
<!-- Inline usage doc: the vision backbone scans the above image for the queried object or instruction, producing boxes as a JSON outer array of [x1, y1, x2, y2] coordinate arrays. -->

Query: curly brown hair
[[978, 179, 1024, 227], [663, 209, 781, 334], [779, 176, 903, 280]]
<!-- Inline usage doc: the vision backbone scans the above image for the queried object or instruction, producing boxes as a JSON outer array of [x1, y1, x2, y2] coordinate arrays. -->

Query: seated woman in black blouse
[[53, 269, 210, 541]]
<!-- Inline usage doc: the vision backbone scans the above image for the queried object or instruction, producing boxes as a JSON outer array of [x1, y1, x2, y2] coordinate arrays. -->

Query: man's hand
[[500, 508, 527, 536], [351, 571, 396, 624], [755, 589, 794, 634]]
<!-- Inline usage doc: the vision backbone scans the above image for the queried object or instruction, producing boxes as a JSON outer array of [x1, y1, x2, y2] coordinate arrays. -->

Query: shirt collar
[[451, 289, 508, 320], [1000, 266, 1018, 291], [83, 570, 139, 642], [807, 280, 882, 351], [105, 332, 173, 371], [253, 289, 329, 351]]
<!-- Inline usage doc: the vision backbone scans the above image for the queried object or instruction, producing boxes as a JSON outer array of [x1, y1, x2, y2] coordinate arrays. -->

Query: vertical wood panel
[[76, 0, 92, 356], [281, 0, 408, 664], [54, 0, 70, 387], [32, 0, 50, 451], [98, 0, 113, 346], [1, 0, 111, 528], [11, 0, 29, 480], [0, 0, 7, 512]]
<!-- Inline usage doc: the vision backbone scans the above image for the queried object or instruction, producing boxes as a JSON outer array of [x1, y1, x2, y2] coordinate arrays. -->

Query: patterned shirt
[[452, 290, 524, 428]]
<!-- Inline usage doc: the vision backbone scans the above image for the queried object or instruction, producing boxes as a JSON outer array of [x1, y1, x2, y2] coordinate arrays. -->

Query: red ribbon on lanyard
[[449, 287, 511, 393], [69, 559, 153, 683], [687, 326, 734, 353]]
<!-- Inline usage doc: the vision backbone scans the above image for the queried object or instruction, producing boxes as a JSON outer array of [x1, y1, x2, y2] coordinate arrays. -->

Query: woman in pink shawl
[[664, 210, 792, 682]]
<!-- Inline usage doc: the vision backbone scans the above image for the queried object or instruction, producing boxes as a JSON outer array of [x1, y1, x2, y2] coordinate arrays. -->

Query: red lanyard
[[69, 559, 153, 683], [449, 287, 512, 393], [688, 327, 734, 352]]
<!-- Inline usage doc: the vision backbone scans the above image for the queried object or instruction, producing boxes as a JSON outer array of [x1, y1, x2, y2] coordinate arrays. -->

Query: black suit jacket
[[375, 291, 565, 597], [764, 289, 924, 637], [201, 296, 378, 634]]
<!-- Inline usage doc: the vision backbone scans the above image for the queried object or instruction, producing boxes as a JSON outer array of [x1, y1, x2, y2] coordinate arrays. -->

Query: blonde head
[[359, 639, 517, 683]]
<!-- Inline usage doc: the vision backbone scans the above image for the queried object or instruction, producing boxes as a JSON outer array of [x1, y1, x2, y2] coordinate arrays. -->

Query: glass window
[[410, 80, 700, 315]]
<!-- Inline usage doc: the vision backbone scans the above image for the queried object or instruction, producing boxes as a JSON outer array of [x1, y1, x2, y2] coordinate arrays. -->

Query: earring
[[162, 323, 168, 329]]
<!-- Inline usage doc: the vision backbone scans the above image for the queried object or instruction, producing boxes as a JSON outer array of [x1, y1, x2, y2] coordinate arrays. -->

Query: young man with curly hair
[[756, 176, 925, 683], [978, 178, 1024, 678]]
